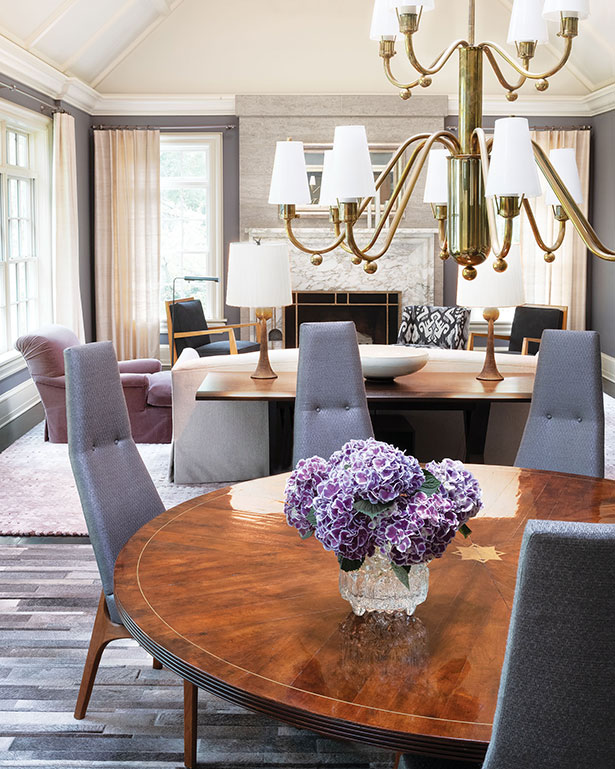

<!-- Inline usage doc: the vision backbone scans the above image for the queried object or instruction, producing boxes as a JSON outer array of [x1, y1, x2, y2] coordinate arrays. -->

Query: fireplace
[[284, 291, 400, 347]]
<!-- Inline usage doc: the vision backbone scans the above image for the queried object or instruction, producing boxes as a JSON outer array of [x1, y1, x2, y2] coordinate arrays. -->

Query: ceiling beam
[[25, 0, 80, 48]]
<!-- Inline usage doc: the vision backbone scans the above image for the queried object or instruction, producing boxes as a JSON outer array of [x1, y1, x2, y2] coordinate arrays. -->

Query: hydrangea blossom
[[283, 440, 483, 575]]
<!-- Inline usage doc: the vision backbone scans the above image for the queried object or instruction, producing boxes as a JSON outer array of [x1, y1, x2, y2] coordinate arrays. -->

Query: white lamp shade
[[332, 125, 376, 200], [456, 245, 525, 308], [423, 149, 449, 205], [390, 1, 435, 11], [370, 0, 398, 39], [268, 141, 311, 205], [318, 150, 338, 206], [544, 147, 584, 205], [485, 118, 542, 199], [226, 243, 293, 308], [508, 0, 549, 43], [543, 0, 590, 20]]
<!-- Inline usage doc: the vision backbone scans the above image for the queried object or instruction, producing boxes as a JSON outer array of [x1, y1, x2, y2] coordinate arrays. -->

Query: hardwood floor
[[0, 539, 391, 768]]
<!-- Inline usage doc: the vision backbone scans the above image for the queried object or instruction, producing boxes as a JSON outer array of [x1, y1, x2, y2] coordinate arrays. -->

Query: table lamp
[[456, 245, 525, 381], [226, 242, 293, 380]]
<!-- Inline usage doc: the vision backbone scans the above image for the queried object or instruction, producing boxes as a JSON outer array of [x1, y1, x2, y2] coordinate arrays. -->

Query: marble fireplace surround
[[245, 227, 439, 343]]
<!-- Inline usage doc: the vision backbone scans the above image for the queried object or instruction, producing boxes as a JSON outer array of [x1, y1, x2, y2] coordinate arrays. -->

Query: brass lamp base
[[251, 310, 277, 380], [477, 307, 504, 382]]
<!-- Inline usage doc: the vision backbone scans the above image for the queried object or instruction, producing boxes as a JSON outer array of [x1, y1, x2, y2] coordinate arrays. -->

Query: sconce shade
[[332, 125, 376, 200], [390, 1, 435, 11], [508, 0, 549, 43], [226, 243, 293, 308], [268, 141, 311, 205], [544, 147, 584, 205], [319, 150, 338, 206], [370, 0, 399, 39], [456, 245, 525, 308], [543, 0, 590, 21], [485, 117, 542, 199], [423, 149, 449, 205]]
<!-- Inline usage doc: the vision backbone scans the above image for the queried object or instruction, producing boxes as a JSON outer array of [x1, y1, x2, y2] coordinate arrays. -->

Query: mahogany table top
[[195, 359, 536, 404], [114, 466, 615, 762]]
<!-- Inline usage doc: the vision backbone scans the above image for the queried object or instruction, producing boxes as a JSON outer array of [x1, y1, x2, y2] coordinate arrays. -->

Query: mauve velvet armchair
[[15, 324, 172, 443]]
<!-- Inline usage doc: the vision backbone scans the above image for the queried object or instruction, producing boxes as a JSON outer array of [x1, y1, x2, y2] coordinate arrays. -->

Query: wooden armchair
[[166, 297, 260, 364], [468, 304, 568, 355]]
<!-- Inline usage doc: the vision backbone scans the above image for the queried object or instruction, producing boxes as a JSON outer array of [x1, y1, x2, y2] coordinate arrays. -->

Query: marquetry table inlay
[[114, 465, 615, 763]]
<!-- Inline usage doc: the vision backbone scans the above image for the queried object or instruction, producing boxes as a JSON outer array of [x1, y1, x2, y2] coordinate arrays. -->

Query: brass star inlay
[[454, 543, 504, 563]]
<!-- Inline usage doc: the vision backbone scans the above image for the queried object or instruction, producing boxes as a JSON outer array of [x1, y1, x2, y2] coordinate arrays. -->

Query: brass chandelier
[[268, 0, 615, 281]]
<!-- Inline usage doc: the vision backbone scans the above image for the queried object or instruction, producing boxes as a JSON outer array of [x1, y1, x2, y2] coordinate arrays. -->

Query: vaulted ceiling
[[0, 0, 611, 102]]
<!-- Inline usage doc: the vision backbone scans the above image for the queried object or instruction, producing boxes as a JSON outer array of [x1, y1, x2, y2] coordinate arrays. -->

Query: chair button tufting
[[577, 417, 583, 423], [546, 414, 552, 420], [114, 439, 119, 445], [345, 405, 350, 411], [315, 407, 321, 413]]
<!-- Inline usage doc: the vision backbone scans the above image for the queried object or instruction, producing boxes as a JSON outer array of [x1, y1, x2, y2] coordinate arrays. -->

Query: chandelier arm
[[480, 37, 573, 82], [473, 127, 503, 256], [346, 131, 454, 262], [403, 35, 468, 77], [481, 46, 527, 93], [284, 220, 346, 257], [383, 57, 424, 91], [522, 200, 567, 253], [493, 218, 514, 261], [533, 142, 615, 260]]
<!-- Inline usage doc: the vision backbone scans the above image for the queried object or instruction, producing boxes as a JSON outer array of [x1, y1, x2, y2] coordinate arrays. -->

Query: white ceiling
[[0, 0, 611, 101]]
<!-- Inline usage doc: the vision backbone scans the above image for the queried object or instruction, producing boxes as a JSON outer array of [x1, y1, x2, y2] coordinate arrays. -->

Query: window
[[160, 133, 224, 324], [0, 104, 51, 358]]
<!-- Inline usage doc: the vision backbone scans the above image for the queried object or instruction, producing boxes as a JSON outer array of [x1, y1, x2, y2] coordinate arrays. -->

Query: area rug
[[0, 422, 225, 536], [1, 395, 614, 536]]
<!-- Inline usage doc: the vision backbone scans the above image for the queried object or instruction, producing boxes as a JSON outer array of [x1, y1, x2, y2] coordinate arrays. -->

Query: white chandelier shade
[[507, 0, 549, 43], [318, 150, 338, 206], [370, 0, 399, 40], [485, 118, 542, 199], [542, 0, 590, 21], [544, 148, 584, 205], [423, 149, 449, 205], [332, 126, 376, 200], [268, 141, 311, 205]]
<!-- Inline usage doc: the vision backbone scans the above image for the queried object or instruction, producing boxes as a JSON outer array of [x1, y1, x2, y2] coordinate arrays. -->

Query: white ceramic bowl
[[359, 345, 429, 381]]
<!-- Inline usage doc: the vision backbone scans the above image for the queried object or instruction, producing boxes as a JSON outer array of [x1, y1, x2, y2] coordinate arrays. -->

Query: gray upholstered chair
[[401, 519, 615, 769], [515, 329, 604, 477], [64, 341, 198, 768], [292, 321, 373, 465]]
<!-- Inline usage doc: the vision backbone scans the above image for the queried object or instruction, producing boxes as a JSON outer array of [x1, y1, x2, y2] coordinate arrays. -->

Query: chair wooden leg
[[74, 591, 131, 720], [393, 752, 401, 769], [152, 657, 163, 670], [183, 679, 198, 769]]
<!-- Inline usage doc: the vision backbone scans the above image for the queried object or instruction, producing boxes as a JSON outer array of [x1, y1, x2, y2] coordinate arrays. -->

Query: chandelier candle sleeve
[[508, 0, 549, 43], [268, 141, 311, 205], [544, 148, 583, 206], [485, 118, 542, 199]]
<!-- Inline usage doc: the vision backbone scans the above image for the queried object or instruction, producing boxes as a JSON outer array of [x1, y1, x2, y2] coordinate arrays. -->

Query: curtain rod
[[447, 124, 591, 132], [0, 80, 65, 114], [92, 124, 235, 131]]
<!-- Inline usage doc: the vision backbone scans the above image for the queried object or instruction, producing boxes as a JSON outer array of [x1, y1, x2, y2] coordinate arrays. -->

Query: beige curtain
[[53, 112, 85, 340], [94, 129, 160, 359], [520, 129, 590, 330]]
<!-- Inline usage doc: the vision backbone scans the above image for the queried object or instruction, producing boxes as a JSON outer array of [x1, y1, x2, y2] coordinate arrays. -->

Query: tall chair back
[[483, 519, 615, 769], [64, 341, 165, 623], [292, 321, 373, 465], [515, 329, 604, 477]]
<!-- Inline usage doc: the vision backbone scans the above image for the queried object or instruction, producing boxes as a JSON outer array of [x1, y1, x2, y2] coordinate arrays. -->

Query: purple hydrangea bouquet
[[284, 438, 482, 615]]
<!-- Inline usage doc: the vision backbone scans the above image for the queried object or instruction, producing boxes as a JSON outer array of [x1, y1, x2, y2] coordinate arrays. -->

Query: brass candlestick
[[477, 306, 504, 382], [251, 308, 277, 380]]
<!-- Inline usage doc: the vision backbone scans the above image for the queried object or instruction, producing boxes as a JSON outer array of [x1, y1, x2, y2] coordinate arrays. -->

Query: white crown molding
[[584, 83, 615, 118], [90, 94, 236, 115]]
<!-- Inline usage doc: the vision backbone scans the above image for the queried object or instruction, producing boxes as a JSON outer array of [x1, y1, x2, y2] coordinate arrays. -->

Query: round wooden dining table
[[114, 466, 615, 763]]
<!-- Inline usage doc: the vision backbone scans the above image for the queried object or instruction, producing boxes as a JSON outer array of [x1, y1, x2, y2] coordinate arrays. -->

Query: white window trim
[[0, 97, 51, 382], [160, 132, 224, 328]]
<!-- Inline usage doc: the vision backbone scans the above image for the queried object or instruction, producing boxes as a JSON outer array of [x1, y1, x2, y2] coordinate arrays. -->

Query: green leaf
[[459, 523, 472, 538], [337, 554, 364, 572], [300, 529, 314, 540], [418, 469, 442, 498], [391, 562, 410, 589], [306, 508, 317, 528], [353, 499, 394, 518]]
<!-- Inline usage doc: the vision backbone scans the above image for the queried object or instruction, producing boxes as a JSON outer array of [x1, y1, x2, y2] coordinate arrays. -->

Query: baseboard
[[0, 379, 40, 431], [602, 353, 615, 385]]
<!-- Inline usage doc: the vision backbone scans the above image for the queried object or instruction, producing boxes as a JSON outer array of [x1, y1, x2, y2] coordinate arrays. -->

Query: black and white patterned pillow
[[397, 305, 471, 350]]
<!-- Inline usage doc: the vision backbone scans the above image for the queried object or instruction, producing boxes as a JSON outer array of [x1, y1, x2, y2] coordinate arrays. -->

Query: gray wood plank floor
[[0, 540, 393, 769]]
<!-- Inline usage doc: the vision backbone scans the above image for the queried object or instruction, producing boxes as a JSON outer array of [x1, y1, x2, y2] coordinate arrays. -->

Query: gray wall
[[589, 109, 615, 357], [92, 115, 240, 325]]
